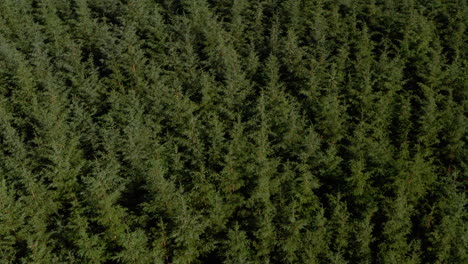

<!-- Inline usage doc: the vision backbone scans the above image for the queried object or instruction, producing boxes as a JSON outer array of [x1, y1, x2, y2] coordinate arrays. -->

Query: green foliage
[[0, 0, 466, 262]]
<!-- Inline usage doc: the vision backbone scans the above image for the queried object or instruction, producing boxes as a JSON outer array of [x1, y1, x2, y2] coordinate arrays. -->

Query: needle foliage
[[0, 0, 466, 263]]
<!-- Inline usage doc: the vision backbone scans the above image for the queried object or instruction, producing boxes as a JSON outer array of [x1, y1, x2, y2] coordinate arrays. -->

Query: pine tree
[[0, 0, 465, 262]]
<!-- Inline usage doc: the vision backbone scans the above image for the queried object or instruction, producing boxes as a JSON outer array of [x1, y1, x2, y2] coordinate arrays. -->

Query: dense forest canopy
[[0, 0, 466, 263]]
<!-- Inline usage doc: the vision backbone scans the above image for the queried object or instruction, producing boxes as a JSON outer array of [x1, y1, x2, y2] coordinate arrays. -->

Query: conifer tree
[[0, 0, 465, 262]]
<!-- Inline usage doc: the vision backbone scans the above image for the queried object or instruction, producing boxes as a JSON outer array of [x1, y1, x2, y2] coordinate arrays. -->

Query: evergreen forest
[[0, 0, 466, 263]]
